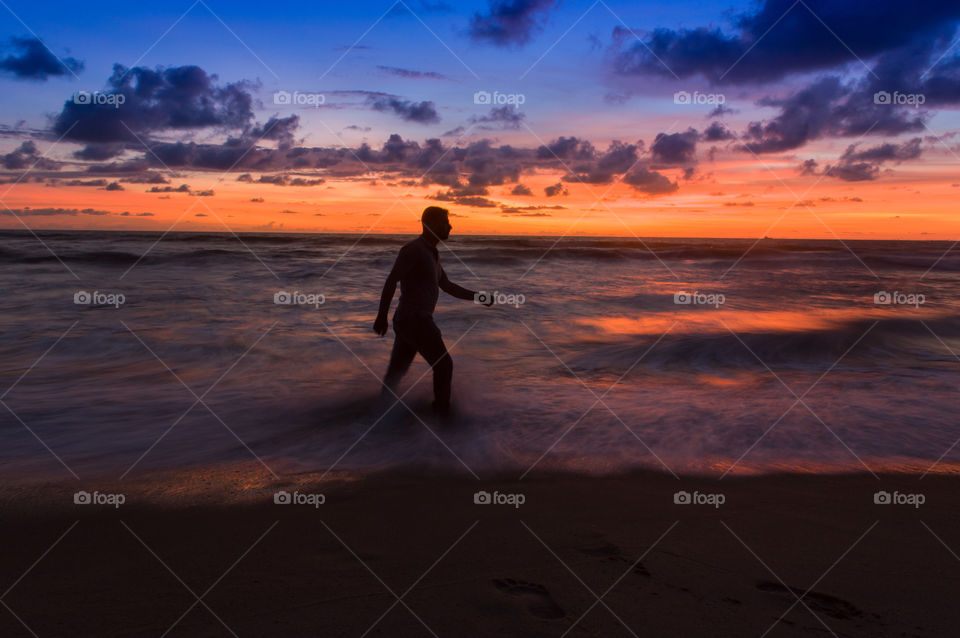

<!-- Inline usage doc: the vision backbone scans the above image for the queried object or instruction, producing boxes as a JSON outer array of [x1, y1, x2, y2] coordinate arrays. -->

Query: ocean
[[1, 230, 958, 480]]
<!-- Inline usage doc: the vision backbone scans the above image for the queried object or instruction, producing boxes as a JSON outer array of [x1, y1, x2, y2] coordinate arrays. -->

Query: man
[[373, 206, 492, 415]]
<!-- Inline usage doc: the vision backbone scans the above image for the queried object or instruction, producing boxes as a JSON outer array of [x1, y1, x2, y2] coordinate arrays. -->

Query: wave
[[1, 231, 956, 269], [568, 316, 960, 374]]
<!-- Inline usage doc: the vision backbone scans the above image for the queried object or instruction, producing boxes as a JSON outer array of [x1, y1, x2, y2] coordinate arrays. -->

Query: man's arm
[[440, 267, 492, 304], [373, 248, 409, 335]]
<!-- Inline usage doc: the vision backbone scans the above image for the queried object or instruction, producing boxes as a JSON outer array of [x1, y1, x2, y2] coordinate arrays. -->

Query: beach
[[1, 231, 959, 635], [0, 465, 956, 637]]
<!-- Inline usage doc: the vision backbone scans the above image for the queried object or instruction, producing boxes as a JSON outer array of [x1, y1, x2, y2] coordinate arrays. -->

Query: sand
[[0, 465, 956, 636]]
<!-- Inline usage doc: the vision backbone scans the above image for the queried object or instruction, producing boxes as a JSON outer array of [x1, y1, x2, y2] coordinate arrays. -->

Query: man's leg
[[413, 319, 453, 410], [382, 326, 417, 397]]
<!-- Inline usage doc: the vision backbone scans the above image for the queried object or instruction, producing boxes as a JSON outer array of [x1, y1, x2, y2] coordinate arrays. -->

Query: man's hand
[[373, 314, 388, 336]]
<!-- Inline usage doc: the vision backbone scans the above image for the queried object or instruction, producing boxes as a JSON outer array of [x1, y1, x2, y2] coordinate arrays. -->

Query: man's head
[[421, 206, 451, 241]]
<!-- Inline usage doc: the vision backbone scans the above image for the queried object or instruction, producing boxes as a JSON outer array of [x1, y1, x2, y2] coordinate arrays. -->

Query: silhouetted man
[[373, 206, 492, 415]]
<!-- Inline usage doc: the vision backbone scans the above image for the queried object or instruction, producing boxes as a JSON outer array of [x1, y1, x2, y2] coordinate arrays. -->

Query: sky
[[0, 0, 959, 238]]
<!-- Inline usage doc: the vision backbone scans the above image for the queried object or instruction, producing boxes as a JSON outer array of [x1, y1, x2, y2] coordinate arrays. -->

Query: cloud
[[609, 0, 960, 85], [563, 140, 640, 184], [52, 64, 255, 144], [2, 207, 146, 216], [500, 204, 564, 215], [148, 184, 191, 193], [740, 76, 927, 154], [1, 141, 57, 170], [119, 172, 169, 184], [248, 115, 300, 149], [377, 66, 451, 80], [369, 97, 440, 123], [430, 190, 500, 207], [703, 121, 736, 142], [822, 137, 923, 181], [73, 143, 125, 160], [468, 105, 525, 130], [622, 167, 678, 194], [536, 136, 596, 161], [30, 132, 694, 198], [0, 37, 83, 80], [650, 128, 698, 165], [469, 0, 555, 47], [510, 183, 533, 195], [544, 182, 567, 197]]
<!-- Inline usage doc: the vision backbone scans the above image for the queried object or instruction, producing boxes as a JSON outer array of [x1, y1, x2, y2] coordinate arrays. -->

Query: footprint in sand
[[578, 542, 651, 577], [493, 578, 566, 619], [756, 581, 863, 620]]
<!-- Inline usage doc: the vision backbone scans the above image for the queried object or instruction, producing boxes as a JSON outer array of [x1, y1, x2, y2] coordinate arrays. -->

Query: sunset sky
[[1, 0, 959, 238]]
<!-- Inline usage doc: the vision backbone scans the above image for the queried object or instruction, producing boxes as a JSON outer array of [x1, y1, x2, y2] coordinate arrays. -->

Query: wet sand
[[0, 465, 956, 636]]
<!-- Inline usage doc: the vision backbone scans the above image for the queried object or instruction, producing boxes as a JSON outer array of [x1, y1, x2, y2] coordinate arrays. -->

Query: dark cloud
[[104, 181, 124, 191], [0, 37, 83, 80], [500, 204, 564, 215], [563, 140, 640, 184], [2, 207, 144, 216], [610, 0, 960, 85], [429, 190, 500, 207], [39, 132, 693, 198], [622, 167, 678, 194], [468, 105, 525, 130], [73, 143, 125, 161], [651, 128, 698, 165], [510, 183, 533, 195], [703, 121, 736, 142], [248, 115, 299, 149], [52, 64, 255, 144], [148, 184, 191, 193], [536, 136, 595, 161], [469, 0, 555, 47], [377, 66, 451, 80], [708, 104, 737, 118], [544, 182, 567, 197], [369, 97, 440, 123], [119, 172, 170, 184], [822, 137, 923, 181], [739, 76, 927, 154], [1, 140, 57, 170]]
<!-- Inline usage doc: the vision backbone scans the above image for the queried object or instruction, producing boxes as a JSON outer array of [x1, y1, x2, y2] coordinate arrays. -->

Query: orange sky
[[4, 157, 960, 239]]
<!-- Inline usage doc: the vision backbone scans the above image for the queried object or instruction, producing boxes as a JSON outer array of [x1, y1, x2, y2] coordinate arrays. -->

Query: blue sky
[[1, 0, 959, 237]]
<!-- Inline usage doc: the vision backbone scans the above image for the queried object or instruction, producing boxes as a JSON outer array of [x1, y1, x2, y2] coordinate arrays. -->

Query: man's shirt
[[391, 236, 445, 319]]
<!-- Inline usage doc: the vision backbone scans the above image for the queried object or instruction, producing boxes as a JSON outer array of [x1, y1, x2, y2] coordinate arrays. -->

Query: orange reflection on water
[[575, 308, 858, 338], [575, 304, 948, 338]]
